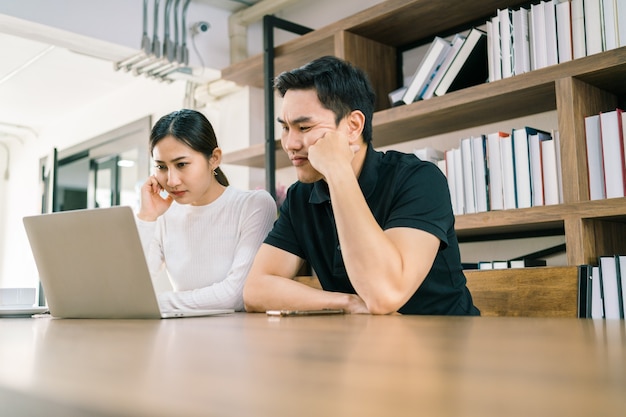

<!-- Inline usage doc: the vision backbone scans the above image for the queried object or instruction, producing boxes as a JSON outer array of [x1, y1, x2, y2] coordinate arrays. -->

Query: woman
[[136, 109, 276, 312]]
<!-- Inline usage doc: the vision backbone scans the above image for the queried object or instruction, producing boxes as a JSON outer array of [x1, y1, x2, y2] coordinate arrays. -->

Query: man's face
[[278, 89, 345, 183]]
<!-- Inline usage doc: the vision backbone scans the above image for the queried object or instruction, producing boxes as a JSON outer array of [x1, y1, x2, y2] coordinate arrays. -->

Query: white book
[[414, 146, 444, 164], [619, 256, 626, 318], [500, 134, 517, 209], [554, 130, 564, 204], [599, 256, 621, 319], [487, 131, 508, 211], [602, 0, 618, 51], [422, 34, 465, 100], [544, 0, 559, 66], [499, 8, 514, 78], [461, 138, 477, 214], [471, 135, 489, 212], [541, 137, 560, 205], [444, 149, 458, 215], [617, 0, 626, 47], [584, 114, 606, 200], [556, 0, 573, 63], [571, 0, 587, 58], [486, 21, 496, 82], [452, 147, 465, 215], [529, 133, 545, 206], [512, 127, 534, 209], [584, 0, 604, 55], [512, 7, 531, 75], [491, 15, 503, 81], [530, 2, 548, 70], [591, 266, 604, 318], [599, 109, 625, 198], [401, 37, 451, 104]]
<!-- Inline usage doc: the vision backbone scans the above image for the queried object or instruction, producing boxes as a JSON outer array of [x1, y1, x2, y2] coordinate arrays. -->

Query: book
[[599, 108, 625, 198], [513, 127, 550, 208], [577, 264, 592, 318], [529, 130, 552, 206], [618, 0, 626, 47], [571, 0, 587, 58], [599, 255, 622, 319], [500, 133, 517, 209], [541, 136, 560, 205], [554, 130, 564, 203], [509, 258, 547, 268], [422, 34, 465, 100], [544, 0, 559, 67], [499, 8, 514, 78], [591, 265, 604, 318], [461, 137, 477, 214], [584, 114, 606, 200], [602, 0, 619, 51], [486, 131, 509, 211], [401, 37, 451, 104], [444, 149, 460, 215], [530, 2, 548, 70], [471, 135, 489, 212], [414, 146, 444, 164], [618, 255, 626, 318], [489, 15, 503, 82], [584, 0, 604, 55], [512, 6, 531, 75], [529, 132, 545, 206], [452, 147, 466, 215], [388, 86, 407, 107], [434, 27, 488, 97], [556, 0, 573, 63]]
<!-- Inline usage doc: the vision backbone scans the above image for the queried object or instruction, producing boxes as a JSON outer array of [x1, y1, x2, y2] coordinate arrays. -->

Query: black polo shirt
[[265, 144, 479, 315]]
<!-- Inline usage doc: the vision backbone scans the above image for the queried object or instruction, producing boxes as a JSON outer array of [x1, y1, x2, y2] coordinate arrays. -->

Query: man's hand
[[307, 131, 360, 179], [137, 175, 173, 222]]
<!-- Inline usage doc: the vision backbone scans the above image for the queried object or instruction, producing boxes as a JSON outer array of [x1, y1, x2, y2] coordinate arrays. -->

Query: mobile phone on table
[[266, 309, 345, 317]]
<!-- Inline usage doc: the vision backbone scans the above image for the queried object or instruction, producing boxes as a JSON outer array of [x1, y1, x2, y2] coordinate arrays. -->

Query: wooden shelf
[[221, 0, 530, 89], [222, 47, 626, 168], [218, 0, 626, 271]]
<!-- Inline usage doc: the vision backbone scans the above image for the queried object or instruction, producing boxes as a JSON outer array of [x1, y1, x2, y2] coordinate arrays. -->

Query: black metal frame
[[262, 15, 312, 198]]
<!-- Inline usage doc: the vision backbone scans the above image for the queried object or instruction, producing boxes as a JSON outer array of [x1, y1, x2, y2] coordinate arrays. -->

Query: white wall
[[0, 0, 387, 289]]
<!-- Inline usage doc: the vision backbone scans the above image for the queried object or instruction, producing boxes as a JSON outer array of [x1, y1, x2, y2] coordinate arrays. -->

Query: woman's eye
[[155, 165, 165, 170], [177, 162, 188, 168]]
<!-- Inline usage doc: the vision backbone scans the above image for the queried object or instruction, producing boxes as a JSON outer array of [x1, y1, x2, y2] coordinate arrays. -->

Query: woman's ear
[[210, 148, 223, 169], [346, 110, 366, 143]]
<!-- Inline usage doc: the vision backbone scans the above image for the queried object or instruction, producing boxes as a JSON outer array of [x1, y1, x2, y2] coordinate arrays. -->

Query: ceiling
[[0, 0, 262, 141]]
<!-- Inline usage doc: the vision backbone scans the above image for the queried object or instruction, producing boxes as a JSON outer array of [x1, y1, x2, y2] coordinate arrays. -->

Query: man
[[243, 56, 479, 315]]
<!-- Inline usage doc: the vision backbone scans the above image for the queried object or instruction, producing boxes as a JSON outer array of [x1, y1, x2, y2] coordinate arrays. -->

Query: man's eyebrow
[[276, 116, 312, 124]]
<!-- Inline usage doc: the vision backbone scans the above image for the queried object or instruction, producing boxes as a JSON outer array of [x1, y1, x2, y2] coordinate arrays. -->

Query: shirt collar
[[309, 143, 380, 204]]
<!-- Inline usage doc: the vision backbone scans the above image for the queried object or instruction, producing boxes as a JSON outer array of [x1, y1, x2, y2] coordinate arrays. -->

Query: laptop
[[22, 206, 234, 319]]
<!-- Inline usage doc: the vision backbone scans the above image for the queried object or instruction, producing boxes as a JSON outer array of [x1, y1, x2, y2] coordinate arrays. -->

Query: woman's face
[[152, 135, 222, 206]]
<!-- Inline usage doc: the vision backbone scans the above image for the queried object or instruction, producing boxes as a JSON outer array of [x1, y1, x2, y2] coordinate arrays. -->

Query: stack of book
[[390, 0, 626, 104], [584, 107, 626, 200], [390, 27, 488, 105], [579, 255, 626, 319], [416, 125, 563, 216]]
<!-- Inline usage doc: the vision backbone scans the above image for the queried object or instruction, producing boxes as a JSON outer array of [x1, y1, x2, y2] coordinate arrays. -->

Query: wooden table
[[0, 313, 624, 417]]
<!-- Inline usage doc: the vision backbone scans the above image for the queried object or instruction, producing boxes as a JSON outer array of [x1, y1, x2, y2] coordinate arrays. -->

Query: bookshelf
[[220, 0, 626, 268]]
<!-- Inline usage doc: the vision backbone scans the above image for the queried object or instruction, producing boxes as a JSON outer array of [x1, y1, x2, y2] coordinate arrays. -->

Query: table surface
[[0, 313, 624, 417]]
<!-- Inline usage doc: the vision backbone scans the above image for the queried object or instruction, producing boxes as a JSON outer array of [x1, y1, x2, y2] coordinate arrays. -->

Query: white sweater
[[135, 186, 276, 312]]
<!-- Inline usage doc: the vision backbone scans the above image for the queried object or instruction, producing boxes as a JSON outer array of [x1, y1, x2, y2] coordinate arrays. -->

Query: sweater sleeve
[[157, 191, 276, 312], [134, 216, 166, 279]]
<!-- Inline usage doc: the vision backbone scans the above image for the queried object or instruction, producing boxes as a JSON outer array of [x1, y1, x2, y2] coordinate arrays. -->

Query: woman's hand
[[137, 175, 173, 221]]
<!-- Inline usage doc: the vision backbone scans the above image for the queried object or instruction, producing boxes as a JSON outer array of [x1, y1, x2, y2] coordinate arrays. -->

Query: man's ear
[[346, 110, 366, 143]]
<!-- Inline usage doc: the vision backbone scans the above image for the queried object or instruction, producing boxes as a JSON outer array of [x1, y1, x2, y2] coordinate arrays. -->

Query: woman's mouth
[[169, 190, 186, 197]]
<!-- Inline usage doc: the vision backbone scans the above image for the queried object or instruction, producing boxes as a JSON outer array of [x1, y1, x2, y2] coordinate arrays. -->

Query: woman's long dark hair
[[150, 109, 229, 186]]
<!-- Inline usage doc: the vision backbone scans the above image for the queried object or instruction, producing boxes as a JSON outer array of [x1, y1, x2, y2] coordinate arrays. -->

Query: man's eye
[[300, 126, 311, 132]]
